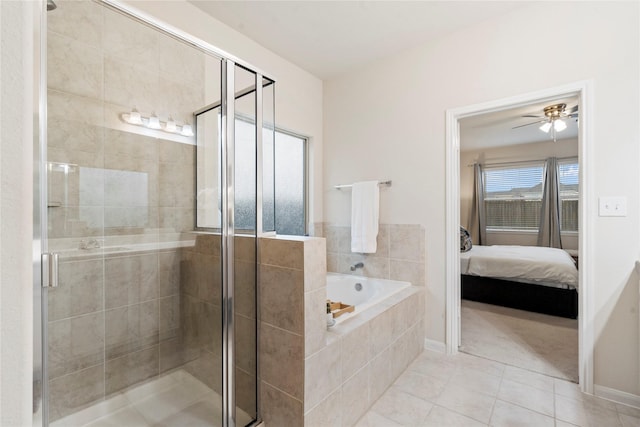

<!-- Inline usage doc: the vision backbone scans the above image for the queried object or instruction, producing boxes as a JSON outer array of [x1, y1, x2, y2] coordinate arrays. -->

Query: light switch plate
[[599, 196, 627, 217]]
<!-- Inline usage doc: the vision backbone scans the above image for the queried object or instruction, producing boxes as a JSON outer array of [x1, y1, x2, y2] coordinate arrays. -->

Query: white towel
[[351, 181, 379, 253]]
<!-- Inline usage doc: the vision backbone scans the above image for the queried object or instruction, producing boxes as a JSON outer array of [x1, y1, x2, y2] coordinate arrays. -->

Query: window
[[482, 159, 579, 232], [195, 110, 308, 235], [263, 129, 308, 236], [483, 163, 544, 230]]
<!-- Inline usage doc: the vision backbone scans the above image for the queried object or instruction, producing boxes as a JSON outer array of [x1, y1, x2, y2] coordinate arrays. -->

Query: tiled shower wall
[[47, 0, 203, 238], [318, 223, 426, 287]]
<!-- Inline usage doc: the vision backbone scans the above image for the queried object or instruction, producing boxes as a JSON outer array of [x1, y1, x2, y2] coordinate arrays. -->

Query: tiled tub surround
[[258, 236, 424, 426], [321, 224, 426, 287]]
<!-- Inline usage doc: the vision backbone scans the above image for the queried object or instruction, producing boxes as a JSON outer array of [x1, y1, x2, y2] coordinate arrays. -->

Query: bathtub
[[326, 272, 411, 323]]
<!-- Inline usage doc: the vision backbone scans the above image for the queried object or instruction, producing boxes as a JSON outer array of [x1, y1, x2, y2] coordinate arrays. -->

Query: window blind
[[483, 163, 545, 230]]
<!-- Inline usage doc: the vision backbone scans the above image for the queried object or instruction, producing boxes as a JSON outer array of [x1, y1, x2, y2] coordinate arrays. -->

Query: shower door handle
[[41, 252, 59, 288]]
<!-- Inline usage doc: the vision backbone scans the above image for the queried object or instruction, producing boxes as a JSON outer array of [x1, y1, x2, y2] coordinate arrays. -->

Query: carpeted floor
[[460, 299, 578, 383]]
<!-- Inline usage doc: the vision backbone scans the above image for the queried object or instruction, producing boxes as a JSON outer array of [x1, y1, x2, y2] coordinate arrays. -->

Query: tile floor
[[50, 370, 252, 427], [461, 300, 578, 382], [356, 350, 640, 427]]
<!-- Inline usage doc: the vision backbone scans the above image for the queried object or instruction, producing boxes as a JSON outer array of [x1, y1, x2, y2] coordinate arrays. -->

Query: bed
[[460, 245, 578, 318]]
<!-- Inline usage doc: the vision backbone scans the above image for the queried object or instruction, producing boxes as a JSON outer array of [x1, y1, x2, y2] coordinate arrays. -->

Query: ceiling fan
[[513, 103, 579, 141]]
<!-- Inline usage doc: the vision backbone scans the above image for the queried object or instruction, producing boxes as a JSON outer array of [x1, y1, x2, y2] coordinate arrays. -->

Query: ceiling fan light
[[554, 119, 567, 132], [539, 122, 552, 133]]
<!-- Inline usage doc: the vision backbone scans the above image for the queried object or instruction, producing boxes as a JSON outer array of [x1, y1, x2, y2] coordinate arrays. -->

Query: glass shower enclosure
[[33, 1, 274, 426]]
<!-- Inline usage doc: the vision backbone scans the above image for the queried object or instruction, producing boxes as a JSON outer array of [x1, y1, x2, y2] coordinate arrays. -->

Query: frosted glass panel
[[274, 132, 305, 235]]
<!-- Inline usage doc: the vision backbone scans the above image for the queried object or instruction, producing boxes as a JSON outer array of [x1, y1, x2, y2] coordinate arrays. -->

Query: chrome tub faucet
[[350, 262, 364, 271]]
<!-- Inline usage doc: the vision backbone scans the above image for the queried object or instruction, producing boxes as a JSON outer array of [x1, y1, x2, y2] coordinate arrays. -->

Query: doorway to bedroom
[[445, 82, 594, 391], [458, 98, 579, 382]]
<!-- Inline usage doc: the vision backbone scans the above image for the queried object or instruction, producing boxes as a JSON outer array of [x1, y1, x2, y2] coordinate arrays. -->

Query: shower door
[[36, 1, 269, 426]]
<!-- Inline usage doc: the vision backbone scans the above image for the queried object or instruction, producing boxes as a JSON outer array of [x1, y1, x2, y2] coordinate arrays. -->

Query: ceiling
[[459, 96, 580, 150], [189, 1, 533, 80], [188, 1, 575, 149]]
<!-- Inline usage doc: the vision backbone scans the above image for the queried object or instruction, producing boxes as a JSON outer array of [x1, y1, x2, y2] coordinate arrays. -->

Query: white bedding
[[460, 245, 578, 289]]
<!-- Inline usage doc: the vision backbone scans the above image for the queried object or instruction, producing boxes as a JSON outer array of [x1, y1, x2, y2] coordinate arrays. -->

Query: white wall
[[324, 2, 639, 395], [122, 0, 324, 228], [460, 138, 579, 249], [0, 1, 35, 425]]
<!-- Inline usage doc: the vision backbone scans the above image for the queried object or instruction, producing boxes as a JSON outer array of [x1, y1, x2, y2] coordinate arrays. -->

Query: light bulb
[[539, 122, 552, 133], [127, 108, 143, 125], [181, 123, 194, 137], [554, 119, 567, 132], [147, 114, 161, 129], [165, 117, 177, 133]]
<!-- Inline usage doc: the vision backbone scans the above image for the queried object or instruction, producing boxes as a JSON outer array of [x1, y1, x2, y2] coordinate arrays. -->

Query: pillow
[[460, 226, 472, 252]]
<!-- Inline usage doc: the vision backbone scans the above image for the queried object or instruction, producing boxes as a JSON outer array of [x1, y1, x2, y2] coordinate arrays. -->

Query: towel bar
[[334, 180, 392, 190]]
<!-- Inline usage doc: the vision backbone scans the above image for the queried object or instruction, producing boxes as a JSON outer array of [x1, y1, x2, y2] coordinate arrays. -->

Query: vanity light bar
[[121, 109, 194, 136]]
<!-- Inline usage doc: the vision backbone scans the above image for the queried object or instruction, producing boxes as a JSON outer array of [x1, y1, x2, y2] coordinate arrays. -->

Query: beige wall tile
[[304, 339, 342, 411], [305, 288, 327, 357], [261, 382, 303, 427], [389, 224, 425, 262], [235, 314, 257, 374], [375, 224, 390, 258], [159, 295, 180, 341], [105, 301, 159, 359], [48, 0, 103, 48], [105, 346, 159, 395], [105, 254, 159, 309], [326, 253, 339, 273], [49, 364, 105, 421], [104, 57, 159, 114], [158, 207, 194, 232], [159, 139, 196, 165], [158, 162, 195, 208], [159, 250, 180, 297], [341, 365, 371, 427], [303, 238, 327, 292], [369, 346, 393, 403], [341, 322, 370, 382], [235, 367, 257, 417], [369, 308, 396, 358], [234, 235, 256, 262], [235, 260, 256, 318], [324, 225, 350, 254], [103, 7, 159, 72], [48, 32, 103, 100], [195, 233, 221, 257], [259, 238, 304, 269], [259, 264, 304, 334], [304, 388, 341, 427], [260, 323, 304, 400], [48, 312, 105, 379], [50, 258, 104, 321], [389, 259, 426, 286]]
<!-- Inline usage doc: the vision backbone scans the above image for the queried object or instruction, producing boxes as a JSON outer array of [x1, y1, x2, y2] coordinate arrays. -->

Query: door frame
[[444, 80, 594, 393]]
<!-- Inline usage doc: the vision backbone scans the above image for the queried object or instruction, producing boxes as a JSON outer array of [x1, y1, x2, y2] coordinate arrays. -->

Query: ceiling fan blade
[[522, 114, 544, 118], [568, 105, 579, 114], [512, 119, 546, 129]]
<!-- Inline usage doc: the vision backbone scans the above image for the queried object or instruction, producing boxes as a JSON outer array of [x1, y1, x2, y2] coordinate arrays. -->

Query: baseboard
[[424, 338, 446, 353], [594, 384, 640, 409]]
